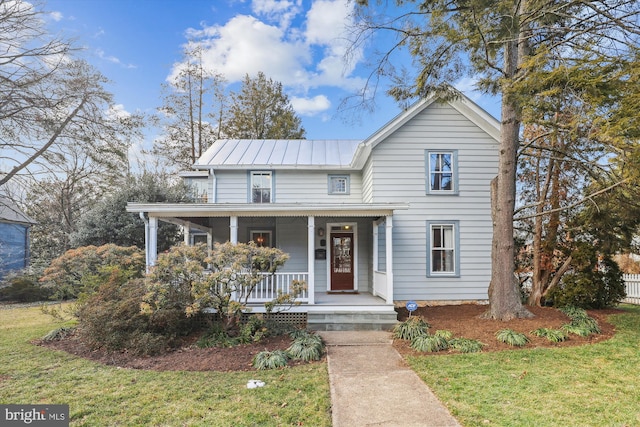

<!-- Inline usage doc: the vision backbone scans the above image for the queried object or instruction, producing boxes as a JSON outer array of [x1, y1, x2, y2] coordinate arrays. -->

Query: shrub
[[393, 317, 431, 341], [76, 269, 197, 356], [39, 244, 145, 300], [496, 329, 530, 346], [530, 328, 568, 343], [253, 350, 289, 370], [547, 246, 625, 309], [0, 275, 52, 302]]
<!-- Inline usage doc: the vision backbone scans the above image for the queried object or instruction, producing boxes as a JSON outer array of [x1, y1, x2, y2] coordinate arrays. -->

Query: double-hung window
[[426, 150, 458, 194], [250, 171, 273, 203], [427, 221, 459, 277]]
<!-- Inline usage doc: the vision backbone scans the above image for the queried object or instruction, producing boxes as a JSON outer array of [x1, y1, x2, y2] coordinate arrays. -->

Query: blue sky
[[45, 0, 500, 145]]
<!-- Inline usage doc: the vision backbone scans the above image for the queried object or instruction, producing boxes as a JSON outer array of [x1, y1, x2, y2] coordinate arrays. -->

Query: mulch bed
[[39, 304, 621, 371], [393, 304, 619, 357]]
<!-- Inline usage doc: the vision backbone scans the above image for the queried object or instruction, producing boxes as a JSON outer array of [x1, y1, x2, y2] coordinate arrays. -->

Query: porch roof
[[126, 202, 408, 218]]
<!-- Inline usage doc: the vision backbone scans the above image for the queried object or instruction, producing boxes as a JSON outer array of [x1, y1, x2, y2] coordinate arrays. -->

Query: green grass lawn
[[408, 305, 640, 427], [0, 305, 331, 426]]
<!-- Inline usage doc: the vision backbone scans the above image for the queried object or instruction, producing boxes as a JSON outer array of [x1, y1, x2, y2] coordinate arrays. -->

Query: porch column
[[183, 221, 191, 245], [148, 216, 158, 268], [307, 216, 315, 304], [385, 215, 393, 304], [230, 216, 238, 244]]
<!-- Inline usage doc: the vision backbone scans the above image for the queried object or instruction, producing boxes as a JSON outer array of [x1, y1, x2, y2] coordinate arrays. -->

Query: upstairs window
[[426, 150, 458, 194], [250, 171, 272, 203], [328, 175, 350, 195]]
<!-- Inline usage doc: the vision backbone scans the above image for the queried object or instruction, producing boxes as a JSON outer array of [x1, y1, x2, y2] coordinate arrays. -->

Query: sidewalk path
[[318, 331, 460, 427]]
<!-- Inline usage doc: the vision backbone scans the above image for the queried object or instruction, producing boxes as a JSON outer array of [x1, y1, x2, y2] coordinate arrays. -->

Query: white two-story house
[[127, 94, 499, 330]]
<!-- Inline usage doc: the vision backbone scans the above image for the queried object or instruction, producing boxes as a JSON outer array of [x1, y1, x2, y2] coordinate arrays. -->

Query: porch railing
[[623, 274, 640, 305], [248, 272, 309, 303]]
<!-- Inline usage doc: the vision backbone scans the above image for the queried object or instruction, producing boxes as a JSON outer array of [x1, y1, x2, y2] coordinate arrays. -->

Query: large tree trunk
[[485, 34, 533, 320]]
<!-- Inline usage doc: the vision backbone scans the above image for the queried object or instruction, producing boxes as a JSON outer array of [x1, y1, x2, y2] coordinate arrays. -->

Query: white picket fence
[[623, 274, 640, 305]]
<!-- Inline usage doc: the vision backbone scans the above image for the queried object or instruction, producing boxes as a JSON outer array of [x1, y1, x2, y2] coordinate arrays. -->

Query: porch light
[[344, 225, 351, 230], [317, 227, 325, 237]]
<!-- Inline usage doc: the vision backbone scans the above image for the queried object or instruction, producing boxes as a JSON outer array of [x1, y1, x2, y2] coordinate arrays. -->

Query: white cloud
[[50, 11, 63, 21], [252, 0, 302, 28], [95, 48, 136, 69], [170, 0, 364, 117], [290, 94, 331, 115]]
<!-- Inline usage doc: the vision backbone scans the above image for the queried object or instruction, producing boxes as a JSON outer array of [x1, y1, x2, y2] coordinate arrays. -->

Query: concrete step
[[307, 310, 398, 331]]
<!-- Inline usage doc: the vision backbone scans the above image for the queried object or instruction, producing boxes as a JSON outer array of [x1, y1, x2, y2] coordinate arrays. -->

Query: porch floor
[[314, 292, 388, 306]]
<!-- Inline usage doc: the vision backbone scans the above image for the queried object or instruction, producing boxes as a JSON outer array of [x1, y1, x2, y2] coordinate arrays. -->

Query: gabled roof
[[192, 93, 500, 171], [0, 195, 36, 225], [194, 139, 362, 170]]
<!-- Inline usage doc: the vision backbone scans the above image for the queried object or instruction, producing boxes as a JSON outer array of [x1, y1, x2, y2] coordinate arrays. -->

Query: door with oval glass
[[330, 230, 355, 291]]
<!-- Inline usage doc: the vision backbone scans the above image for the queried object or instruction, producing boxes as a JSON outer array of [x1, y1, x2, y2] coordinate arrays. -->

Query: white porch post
[[230, 216, 238, 244], [307, 216, 315, 304], [385, 215, 393, 304], [183, 221, 190, 245], [148, 216, 158, 268]]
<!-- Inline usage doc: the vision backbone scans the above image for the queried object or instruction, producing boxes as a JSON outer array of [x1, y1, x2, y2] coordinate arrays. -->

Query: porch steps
[[307, 308, 398, 331]]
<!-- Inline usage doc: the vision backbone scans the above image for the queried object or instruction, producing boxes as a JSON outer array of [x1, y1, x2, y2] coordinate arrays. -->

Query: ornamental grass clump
[[252, 350, 289, 370], [496, 329, 530, 347], [531, 328, 568, 343], [287, 333, 324, 362], [559, 306, 601, 336], [410, 330, 451, 352], [449, 337, 485, 353], [393, 317, 431, 341]]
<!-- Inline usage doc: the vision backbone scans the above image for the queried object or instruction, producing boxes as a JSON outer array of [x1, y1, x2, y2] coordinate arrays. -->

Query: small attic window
[[328, 175, 350, 195]]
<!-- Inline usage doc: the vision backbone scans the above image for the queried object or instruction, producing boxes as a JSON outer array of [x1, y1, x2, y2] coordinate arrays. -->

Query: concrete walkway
[[318, 331, 460, 427]]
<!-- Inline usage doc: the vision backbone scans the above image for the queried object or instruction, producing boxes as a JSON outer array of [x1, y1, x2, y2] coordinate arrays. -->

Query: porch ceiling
[[127, 202, 408, 218]]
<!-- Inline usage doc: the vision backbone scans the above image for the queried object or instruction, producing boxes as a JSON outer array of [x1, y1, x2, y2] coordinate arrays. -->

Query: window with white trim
[[426, 151, 458, 194], [328, 175, 350, 195], [250, 230, 273, 247], [250, 171, 272, 203], [427, 221, 459, 276]]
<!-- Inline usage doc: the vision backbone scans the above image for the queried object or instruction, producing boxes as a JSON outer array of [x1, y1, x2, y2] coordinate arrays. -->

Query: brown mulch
[[39, 304, 621, 371], [393, 304, 620, 357]]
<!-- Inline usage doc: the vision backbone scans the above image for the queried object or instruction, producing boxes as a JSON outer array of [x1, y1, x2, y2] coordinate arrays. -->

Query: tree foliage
[[0, 0, 139, 187], [223, 72, 306, 139], [70, 173, 190, 250], [143, 242, 295, 332], [153, 45, 225, 170], [39, 244, 145, 300], [353, 0, 640, 318]]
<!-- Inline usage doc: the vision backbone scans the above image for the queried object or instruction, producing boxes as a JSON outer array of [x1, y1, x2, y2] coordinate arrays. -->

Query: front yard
[[2, 303, 640, 426], [0, 304, 331, 426]]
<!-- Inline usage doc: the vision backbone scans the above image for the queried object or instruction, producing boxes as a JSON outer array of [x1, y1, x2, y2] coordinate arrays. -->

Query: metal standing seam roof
[[193, 139, 363, 169]]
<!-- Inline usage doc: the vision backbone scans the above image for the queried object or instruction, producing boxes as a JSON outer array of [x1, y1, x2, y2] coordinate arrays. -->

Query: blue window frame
[[426, 150, 458, 195], [249, 171, 274, 203], [426, 220, 460, 277]]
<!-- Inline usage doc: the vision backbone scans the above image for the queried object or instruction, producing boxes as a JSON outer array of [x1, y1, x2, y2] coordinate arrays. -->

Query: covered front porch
[[127, 203, 407, 309]]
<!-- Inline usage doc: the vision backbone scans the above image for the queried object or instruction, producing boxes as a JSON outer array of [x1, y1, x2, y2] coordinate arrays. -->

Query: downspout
[[210, 169, 216, 203]]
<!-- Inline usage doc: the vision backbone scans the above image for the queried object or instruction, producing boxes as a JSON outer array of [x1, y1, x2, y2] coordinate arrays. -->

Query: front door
[[330, 232, 355, 291]]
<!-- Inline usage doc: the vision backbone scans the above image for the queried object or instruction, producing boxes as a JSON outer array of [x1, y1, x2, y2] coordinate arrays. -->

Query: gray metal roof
[[194, 139, 362, 169]]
